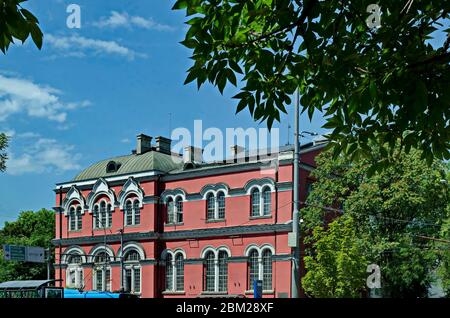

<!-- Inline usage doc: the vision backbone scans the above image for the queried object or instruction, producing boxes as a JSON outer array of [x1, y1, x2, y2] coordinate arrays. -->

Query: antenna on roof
[[286, 122, 291, 146], [168, 113, 172, 137]]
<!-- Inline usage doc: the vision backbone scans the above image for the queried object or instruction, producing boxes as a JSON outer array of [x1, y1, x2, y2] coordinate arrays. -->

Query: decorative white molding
[[118, 177, 144, 210], [118, 242, 146, 260], [62, 246, 87, 264], [200, 183, 230, 199], [160, 188, 187, 203], [62, 186, 86, 215], [244, 244, 275, 256], [200, 245, 231, 259], [86, 178, 117, 213], [244, 177, 276, 195]]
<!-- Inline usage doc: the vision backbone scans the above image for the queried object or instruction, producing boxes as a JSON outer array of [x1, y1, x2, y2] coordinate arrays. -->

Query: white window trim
[[165, 195, 184, 225], [245, 245, 274, 291], [165, 250, 185, 292], [68, 205, 83, 231], [93, 199, 113, 229], [250, 186, 272, 217], [124, 264, 141, 294], [124, 198, 141, 226], [201, 247, 230, 293], [205, 190, 226, 220], [93, 266, 112, 292]]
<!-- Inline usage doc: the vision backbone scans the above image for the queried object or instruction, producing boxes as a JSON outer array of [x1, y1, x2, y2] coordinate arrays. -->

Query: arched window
[[165, 253, 174, 291], [76, 206, 83, 230], [262, 187, 271, 215], [123, 250, 141, 294], [218, 251, 228, 292], [206, 191, 226, 221], [93, 251, 111, 291], [175, 253, 184, 291], [69, 206, 82, 231], [93, 205, 100, 229], [133, 200, 141, 225], [69, 207, 76, 231], [203, 249, 229, 293], [100, 201, 107, 228], [175, 198, 183, 223], [167, 198, 175, 224], [262, 250, 273, 290], [250, 186, 272, 217], [207, 193, 215, 220], [125, 200, 133, 226], [93, 201, 112, 229], [66, 253, 84, 289], [248, 249, 259, 290], [217, 192, 226, 219], [251, 189, 261, 217], [125, 199, 141, 226], [204, 251, 215, 292], [165, 252, 185, 292], [247, 248, 273, 291], [166, 197, 183, 225]]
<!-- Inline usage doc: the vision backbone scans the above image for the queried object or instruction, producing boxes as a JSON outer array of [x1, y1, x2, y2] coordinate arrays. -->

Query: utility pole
[[59, 186, 63, 288], [290, 89, 301, 298], [119, 229, 124, 292]]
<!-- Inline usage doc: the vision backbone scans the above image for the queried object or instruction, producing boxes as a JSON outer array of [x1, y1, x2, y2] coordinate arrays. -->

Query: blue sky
[[0, 0, 328, 225]]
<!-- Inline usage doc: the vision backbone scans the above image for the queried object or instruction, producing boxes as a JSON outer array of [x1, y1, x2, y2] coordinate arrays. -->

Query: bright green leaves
[[174, 0, 450, 162], [302, 146, 449, 297], [0, 0, 43, 53]]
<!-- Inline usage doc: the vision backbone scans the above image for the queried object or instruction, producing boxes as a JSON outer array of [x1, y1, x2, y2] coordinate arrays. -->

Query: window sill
[[249, 215, 272, 220], [93, 227, 112, 231], [163, 291, 186, 295], [244, 290, 274, 295], [201, 291, 228, 295], [206, 219, 226, 223], [165, 223, 184, 227], [68, 230, 82, 233], [124, 224, 141, 228]]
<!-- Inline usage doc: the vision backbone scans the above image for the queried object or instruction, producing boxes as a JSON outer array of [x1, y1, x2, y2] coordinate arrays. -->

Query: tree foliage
[[302, 146, 449, 298], [0, 133, 7, 172], [303, 215, 369, 298], [173, 0, 450, 165], [0, 0, 43, 53], [0, 209, 55, 282]]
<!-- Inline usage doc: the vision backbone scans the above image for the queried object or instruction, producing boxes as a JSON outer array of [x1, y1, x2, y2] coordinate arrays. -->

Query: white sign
[[26, 246, 46, 263]]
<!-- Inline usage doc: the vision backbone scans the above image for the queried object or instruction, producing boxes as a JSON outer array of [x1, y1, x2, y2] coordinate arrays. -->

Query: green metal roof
[[73, 151, 183, 181]]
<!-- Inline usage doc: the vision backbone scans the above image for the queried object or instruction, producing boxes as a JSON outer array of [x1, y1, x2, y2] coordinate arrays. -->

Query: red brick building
[[53, 134, 326, 298]]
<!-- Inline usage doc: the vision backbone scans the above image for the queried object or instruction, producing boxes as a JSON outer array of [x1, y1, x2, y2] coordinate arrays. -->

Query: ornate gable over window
[[86, 178, 117, 212]]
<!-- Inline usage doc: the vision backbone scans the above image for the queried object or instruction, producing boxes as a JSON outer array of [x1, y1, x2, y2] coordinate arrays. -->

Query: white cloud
[[0, 74, 90, 123], [7, 137, 81, 176], [121, 138, 131, 144], [94, 11, 175, 31], [46, 34, 146, 60]]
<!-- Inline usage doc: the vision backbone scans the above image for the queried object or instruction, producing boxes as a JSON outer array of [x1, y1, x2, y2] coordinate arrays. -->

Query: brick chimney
[[155, 136, 171, 155], [136, 134, 152, 155], [230, 145, 245, 163], [183, 146, 203, 164]]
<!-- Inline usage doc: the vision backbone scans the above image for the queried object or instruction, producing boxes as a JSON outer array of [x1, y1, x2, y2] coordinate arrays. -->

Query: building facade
[[52, 134, 326, 298]]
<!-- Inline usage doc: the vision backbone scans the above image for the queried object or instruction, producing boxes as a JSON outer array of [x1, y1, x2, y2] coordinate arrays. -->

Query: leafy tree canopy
[[0, 133, 7, 172], [0, 209, 55, 282], [302, 146, 449, 297], [173, 0, 450, 165], [0, 0, 43, 53]]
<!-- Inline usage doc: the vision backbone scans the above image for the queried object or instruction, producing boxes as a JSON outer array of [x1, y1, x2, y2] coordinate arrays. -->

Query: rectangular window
[[105, 269, 111, 291], [134, 205, 141, 225], [125, 269, 132, 292], [133, 268, 141, 293], [95, 270, 103, 291], [218, 256, 228, 292], [205, 256, 215, 292]]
